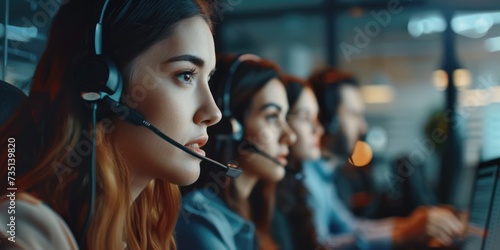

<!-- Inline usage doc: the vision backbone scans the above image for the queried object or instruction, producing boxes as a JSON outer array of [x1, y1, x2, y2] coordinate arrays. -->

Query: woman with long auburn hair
[[176, 54, 297, 250], [0, 0, 221, 249]]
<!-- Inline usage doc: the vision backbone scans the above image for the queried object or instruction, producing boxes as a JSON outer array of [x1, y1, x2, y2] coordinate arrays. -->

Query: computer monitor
[[462, 158, 500, 250], [482, 160, 500, 249]]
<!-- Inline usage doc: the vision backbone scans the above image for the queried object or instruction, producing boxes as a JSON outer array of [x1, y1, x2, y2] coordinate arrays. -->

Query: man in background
[[303, 67, 464, 249]]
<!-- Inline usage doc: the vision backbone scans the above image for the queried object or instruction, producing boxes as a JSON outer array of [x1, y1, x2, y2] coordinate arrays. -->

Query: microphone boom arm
[[105, 97, 242, 178]]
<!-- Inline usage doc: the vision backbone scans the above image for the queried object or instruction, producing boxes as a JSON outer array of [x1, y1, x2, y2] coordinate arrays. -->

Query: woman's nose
[[194, 84, 222, 126], [281, 122, 297, 146]]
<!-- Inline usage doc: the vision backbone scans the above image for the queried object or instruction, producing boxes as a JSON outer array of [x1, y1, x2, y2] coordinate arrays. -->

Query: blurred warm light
[[433, 69, 471, 91], [460, 89, 489, 107], [485, 36, 500, 52], [349, 7, 364, 17], [493, 86, 500, 103], [460, 86, 500, 106], [454, 69, 472, 89], [349, 141, 373, 167], [433, 70, 448, 91], [360, 85, 393, 104]]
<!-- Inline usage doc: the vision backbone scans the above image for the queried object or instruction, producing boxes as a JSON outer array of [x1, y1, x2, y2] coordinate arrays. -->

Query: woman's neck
[[234, 172, 258, 200], [129, 174, 152, 204], [321, 148, 342, 170], [232, 172, 257, 220], [289, 156, 302, 171]]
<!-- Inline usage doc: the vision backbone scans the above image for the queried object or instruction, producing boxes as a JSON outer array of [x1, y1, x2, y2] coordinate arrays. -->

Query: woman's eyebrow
[[164, 54, 205, 67], [292, 107, 309, 113], [259, 103, 282, 112]]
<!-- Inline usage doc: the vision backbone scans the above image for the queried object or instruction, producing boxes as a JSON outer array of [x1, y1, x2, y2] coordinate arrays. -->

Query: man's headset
[[74, 0, 241, 246], [209, 54, 285, 167]]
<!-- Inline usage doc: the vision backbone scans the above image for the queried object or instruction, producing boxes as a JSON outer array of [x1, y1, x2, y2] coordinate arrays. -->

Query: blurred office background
[[2, 0, 500, 218]]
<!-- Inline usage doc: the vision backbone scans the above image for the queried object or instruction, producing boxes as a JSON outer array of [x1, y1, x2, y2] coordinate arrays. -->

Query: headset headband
[[220, 53, 261, 117]]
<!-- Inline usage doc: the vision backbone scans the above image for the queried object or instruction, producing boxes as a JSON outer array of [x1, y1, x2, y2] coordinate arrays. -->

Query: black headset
[[210, 53, 262, 142], [74, 4, 242, 246], [209, 54, 287, 167], [77, 0, 122, 111], [328, 117, 341, 134], [74, 0, 116, 247]]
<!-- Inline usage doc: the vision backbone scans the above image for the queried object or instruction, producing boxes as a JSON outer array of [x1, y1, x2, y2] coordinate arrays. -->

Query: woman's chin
[[178, 173, 201, 186], [309, 150, 322, 161], [164, 162, 201, 186], [268, 166, 286, 182]]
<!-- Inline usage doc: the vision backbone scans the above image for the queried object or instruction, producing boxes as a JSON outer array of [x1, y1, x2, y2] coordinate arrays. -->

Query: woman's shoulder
[[0, 192, 78, 250], [178, 189, 254, 232], [181, 189, 226, 212], [176, 189, 256, 250], [180, 189, 237, 224]]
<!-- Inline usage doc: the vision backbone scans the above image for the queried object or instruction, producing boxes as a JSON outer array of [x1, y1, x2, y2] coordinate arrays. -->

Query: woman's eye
[[266, 113, 280, 123], [176, 70, 197, 85]]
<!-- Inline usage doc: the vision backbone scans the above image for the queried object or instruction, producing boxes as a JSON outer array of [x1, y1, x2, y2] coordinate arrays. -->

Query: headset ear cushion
[[77, 55, 123, 116], [76, 56, 123, 119], [208, 116, 243, 141], [229, 118, 243, 141], [206, 116, 243, 166], [77, 58, 110, 91]]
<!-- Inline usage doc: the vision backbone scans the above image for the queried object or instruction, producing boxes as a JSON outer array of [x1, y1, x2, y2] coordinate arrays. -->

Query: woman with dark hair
[[176, 54, 297, 250], [0, 0, 221, 249], [272, 74, 328, 250]]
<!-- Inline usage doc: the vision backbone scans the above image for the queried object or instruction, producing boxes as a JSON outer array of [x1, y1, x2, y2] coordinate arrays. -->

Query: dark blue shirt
[[176, 189, 257, 250]]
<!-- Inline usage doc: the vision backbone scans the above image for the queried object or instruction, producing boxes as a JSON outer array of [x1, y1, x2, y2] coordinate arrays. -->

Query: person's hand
[[425, 206, 465, 246], [392, 206, 465, 247]]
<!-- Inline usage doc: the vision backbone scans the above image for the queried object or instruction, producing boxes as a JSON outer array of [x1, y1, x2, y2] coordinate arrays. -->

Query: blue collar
[[304, 159, 335, 181]]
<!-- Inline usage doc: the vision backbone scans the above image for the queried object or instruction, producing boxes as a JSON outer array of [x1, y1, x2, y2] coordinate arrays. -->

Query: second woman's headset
[[209, 54, 285, 166], [210, 54, 262, 141]]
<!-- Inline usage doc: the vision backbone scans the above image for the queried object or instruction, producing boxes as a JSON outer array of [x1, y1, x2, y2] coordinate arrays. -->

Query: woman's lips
[[185, 143, 206, 157], [184, 136, 208, 157], [276, 149, 289, 166], [277, 155, 288, 166]]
